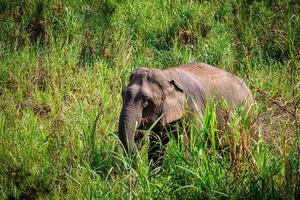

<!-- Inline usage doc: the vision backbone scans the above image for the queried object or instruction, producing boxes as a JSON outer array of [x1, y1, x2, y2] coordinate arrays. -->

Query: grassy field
[[0, 0, 299, 199]]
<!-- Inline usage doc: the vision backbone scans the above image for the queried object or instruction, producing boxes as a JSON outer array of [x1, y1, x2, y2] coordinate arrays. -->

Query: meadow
[[0, 0, 299, 199]]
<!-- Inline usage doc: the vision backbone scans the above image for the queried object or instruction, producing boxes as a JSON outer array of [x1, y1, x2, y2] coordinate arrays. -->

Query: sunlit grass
[[0, 0, 299, 199]]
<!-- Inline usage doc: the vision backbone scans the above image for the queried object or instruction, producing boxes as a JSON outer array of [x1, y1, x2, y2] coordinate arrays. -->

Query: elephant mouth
[[134, 118, 153, 149]]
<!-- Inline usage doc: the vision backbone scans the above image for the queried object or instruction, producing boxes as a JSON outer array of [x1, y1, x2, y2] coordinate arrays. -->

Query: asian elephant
[[118, 63, 253, 167]]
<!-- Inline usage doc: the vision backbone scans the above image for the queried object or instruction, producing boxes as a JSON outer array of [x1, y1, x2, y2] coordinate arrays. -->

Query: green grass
[[0, 0, 299, 199]]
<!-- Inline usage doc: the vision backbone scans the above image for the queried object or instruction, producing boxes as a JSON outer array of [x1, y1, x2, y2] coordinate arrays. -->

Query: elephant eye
[[122, 88, 132, 100]]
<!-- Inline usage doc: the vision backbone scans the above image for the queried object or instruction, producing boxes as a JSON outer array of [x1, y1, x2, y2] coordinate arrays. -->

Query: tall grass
[[0, 0, 299, 199]]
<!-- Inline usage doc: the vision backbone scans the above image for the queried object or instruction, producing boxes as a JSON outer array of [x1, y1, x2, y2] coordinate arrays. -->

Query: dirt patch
[[17, 100, 51, 116], [4, 73, 18, 92], [6, 166, 51, 200], [30, 67, 51, 91], [250, 104, 297, 148], [178, 27, 197, 47]]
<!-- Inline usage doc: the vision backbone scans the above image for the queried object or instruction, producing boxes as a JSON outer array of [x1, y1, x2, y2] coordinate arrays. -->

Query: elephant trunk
[[118, 104, 141, 156]]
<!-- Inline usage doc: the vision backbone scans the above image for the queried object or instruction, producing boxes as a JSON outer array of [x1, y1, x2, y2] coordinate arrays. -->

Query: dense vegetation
[[0, 0, 299, 199]]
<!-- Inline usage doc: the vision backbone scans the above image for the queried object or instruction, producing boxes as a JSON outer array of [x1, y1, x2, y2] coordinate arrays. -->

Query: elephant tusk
[[141, 118, 149, 127]]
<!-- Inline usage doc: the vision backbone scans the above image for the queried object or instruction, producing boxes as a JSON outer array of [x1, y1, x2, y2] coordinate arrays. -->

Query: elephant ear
[[162, 80, 185, 124]]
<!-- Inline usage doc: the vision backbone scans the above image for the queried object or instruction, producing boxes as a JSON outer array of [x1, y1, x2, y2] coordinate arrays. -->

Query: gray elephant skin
[[118, 63, 253, 167]]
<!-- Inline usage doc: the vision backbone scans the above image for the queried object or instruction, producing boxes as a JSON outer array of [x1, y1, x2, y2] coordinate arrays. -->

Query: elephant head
[[118, 67, 185, 155]]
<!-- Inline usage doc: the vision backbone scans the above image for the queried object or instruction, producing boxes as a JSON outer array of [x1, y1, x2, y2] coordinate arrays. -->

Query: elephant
[[118, 63, 253, 168]]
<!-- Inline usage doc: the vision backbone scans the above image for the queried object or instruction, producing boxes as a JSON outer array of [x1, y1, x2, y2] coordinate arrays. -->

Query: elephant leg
[[215, 104, 231, 149], [148, 132, 170, 170]]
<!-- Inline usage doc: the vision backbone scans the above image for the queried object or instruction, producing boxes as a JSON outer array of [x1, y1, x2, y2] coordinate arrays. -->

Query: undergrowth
[[0, 0, 299, 199]]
